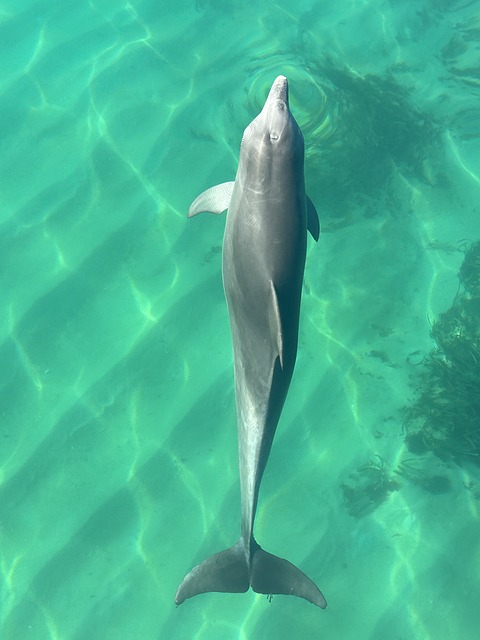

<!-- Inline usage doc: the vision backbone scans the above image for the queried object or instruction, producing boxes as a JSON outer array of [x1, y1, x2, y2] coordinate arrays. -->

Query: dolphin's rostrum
[[175, 76, 326, 609]]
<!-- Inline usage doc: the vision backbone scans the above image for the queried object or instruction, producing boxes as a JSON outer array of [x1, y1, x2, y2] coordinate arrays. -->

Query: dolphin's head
[[240, 76, 303, 160]]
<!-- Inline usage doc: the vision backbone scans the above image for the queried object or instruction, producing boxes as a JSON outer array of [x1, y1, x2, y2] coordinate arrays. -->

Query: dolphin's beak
[[267, 75, 289, 106], [262, 76, 290, 140]]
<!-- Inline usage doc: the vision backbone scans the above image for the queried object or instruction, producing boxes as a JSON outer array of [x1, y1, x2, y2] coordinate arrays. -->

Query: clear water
[[1, 0, 479, 638]]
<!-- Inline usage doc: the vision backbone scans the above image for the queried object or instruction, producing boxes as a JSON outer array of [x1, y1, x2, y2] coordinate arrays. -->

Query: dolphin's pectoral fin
[[175, 541, 249, 605], [187, 182, 235, 217], [268, 281, 284, 369], [251, 547, 327, 609], [306, 196, 320, 241]]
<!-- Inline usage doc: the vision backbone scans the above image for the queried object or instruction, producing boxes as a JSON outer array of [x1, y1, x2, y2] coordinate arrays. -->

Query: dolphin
[[175, 75, 325, 608]]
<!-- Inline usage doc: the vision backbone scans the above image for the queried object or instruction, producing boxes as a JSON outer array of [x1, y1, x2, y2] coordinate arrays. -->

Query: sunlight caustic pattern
[[1, 0, 479, 639]]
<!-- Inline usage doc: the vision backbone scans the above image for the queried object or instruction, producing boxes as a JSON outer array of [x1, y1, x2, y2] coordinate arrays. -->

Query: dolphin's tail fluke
[[250, 546, 327, 608], [175, 540, 249, 605], [174, 539, 327, 608]]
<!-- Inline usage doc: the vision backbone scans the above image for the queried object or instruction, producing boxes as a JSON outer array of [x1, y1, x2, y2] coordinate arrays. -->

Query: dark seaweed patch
[[403, 241, 480, 466]]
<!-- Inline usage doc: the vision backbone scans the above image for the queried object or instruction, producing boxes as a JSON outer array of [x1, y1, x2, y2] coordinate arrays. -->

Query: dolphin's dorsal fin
[[268, 281, 284, 369], [187, 182, 235, 217], [306, 196, 320, 241]]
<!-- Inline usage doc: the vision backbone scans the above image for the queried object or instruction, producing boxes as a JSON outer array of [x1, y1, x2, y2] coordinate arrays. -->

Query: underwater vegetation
[[440, 12, 480, 141], [404, 241, 480, 466], [394, 458, 452, 494], [341, 455, 451, 517], [302, 60, 440, 224], [341, 456, 400, 518]]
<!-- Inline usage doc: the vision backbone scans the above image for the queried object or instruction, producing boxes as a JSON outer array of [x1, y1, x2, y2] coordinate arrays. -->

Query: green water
[[1, 0, 479, 638]]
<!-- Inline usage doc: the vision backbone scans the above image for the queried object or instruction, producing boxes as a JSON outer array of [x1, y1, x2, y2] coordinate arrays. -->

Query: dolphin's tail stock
[[174, 538, 327, 608]]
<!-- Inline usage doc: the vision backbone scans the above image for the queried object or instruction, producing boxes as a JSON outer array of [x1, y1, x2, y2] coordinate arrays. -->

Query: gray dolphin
[[175, 75, 325, 609]]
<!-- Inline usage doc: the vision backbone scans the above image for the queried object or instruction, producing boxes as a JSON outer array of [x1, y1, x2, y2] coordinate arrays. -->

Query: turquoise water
[[1, 0, 479, 638]]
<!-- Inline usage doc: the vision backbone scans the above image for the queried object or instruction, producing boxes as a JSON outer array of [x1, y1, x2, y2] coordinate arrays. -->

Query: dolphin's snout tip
[[273, 75, 288, 90], [269, 75, 288, 103]]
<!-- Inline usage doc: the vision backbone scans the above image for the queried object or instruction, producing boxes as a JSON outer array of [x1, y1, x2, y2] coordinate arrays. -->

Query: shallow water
[[1, 1, 479, 638]]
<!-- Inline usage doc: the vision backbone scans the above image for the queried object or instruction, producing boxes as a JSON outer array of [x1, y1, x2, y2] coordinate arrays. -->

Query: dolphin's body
[[175, 76, 326, 608]]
